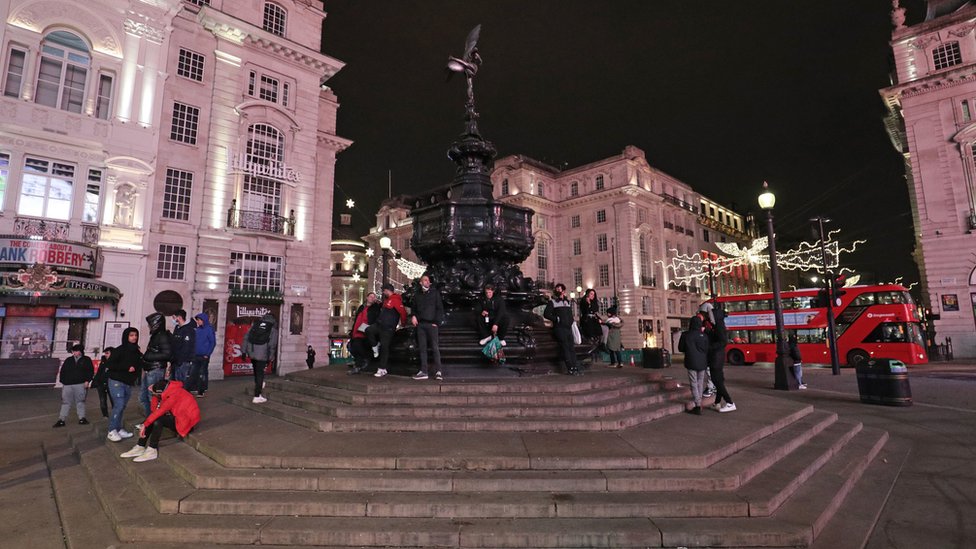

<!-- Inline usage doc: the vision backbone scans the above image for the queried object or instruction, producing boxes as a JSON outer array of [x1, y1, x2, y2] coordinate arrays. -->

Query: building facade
[[881, 0, 976, 356], [329, 213, 368, 362], [0, 0, 350, 384]]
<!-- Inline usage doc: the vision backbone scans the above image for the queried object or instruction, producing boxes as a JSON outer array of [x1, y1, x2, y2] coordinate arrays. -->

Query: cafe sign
[[0, 237, 96, 275]]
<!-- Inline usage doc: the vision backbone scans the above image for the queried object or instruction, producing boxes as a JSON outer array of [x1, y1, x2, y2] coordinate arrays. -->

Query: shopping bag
[[481, 337, 505, 363], [571, 322, 582, 345]]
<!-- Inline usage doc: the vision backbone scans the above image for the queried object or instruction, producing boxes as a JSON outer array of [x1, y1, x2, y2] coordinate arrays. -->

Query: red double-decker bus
[[709, 284, 927, 367]]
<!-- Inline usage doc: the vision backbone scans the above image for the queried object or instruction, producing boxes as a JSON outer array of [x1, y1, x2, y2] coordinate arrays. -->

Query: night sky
[[320, 0, 929, 287]]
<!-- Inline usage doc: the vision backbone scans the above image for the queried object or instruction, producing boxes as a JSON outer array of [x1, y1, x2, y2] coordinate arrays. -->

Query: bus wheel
[[728, 349, 745, 366], [847, 349, 869, 367]]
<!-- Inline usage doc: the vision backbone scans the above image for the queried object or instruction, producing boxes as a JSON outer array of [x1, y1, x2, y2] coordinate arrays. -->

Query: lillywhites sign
[[0, 237, 96, 274], [227, 148, 301, 183], [236, 304, 271, 318]]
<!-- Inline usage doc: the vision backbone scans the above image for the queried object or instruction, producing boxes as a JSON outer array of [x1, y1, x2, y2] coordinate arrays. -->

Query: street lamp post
[[379, 235, 392, 287], [811, 215, 842, 375], [758, 182, 796, 390]]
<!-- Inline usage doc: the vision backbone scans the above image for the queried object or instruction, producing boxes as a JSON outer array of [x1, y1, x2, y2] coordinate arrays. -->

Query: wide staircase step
[[45, 379, 905, 548]]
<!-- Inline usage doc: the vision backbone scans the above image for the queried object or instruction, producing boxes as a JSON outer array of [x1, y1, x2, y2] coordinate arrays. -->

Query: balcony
[[13, 217, 102, 246], [662, 193, 699, 214], [640, 275, 657, 288], [227, 201, 295, 237]]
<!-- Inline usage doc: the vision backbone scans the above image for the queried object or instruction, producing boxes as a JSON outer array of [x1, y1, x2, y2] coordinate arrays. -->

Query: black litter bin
[[642, 347, 671, 369], [855, 358, 912, 406]]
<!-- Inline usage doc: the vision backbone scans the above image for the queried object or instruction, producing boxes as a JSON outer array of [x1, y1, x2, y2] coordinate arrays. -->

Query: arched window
[[35, 31, 90, 113], [263, 2, 287, 37], [241, 124, 285, 231]]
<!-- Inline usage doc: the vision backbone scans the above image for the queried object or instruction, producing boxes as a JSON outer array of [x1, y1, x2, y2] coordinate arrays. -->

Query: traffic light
[[832, 274, 847, 306]]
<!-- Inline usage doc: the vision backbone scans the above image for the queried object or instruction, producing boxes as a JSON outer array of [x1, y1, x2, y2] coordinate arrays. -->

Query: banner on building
[[223, 301, 280, 377], [0, 237, 97, 275]]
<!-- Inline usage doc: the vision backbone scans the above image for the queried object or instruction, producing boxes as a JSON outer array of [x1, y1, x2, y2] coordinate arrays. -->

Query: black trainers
[[53, 419, 66, 428], [79, 418, 89, 425]]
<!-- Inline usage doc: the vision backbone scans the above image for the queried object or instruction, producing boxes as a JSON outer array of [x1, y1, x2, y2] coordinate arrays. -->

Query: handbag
[[571, 322, 582, 345]]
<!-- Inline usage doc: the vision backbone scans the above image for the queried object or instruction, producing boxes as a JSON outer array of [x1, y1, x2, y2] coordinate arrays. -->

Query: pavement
[[1, 360, 975, 548]]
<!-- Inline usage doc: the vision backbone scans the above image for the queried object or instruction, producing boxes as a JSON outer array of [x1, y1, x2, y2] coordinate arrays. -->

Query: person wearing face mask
[[170, 309, 196, 383], [410, 274, 445, 381], [544, 283, 581, 376]]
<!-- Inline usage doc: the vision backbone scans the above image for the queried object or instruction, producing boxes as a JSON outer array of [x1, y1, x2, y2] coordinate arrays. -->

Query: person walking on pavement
[[349, 292, 381, 375], [789, 333, 806, 389], [705, 305, 736, 413], [679, 315, 709, 415], [140, 312, 172, 418], [53, 344, 94, 427], [604, 306, 624, 368], [370, 284, 406, 378], [243, 314, 278, 404], [411, 274, 445, 381], [545, 283, 582, 376], [170, 309, 196, 383], [476, 283, 509, 347], [306, 345, 316, 369], [186, 312, 215, 397], [91, 347, 113, 418], [119, 379, 200, 463], [105, 328, 141, 442]]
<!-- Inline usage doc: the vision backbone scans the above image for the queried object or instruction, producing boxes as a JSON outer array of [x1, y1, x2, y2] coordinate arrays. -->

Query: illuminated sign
[[226, 148, 301, 183], [55, 308, 100, 319], [0, 237, 96, 275]]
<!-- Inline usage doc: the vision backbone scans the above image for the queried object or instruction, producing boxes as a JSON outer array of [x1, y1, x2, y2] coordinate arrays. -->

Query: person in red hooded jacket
[[119, 379, 200, 462]]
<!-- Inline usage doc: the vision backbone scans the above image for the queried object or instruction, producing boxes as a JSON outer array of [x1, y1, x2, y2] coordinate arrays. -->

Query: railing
[[13, 217, 69, 240], [698, 214, 751, 241], [227, 201, 295, 237], [662, 193, 699, 214], [663, 221, 674, 230]]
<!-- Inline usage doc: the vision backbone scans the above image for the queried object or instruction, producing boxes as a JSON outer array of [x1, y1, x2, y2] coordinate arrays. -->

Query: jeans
[[608, 349, 622, 365], [140, 368, 165, 416], [59, 383, 87, 420], [173, 361, 193, 382], [107, 379, 132, 432], [186, 356, 209, 394], [476, 315, 509, 340], [415, 323, 442, 374], [792, 363, 803, 385], [251, 360, 267, 397]]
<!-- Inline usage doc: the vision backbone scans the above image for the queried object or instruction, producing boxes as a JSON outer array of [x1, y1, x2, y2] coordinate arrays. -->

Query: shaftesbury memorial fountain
[[386, 26, 565, 377]]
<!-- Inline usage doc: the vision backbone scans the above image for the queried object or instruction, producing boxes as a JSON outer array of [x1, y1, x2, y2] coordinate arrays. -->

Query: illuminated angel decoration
[[446, 25, 482, 114]]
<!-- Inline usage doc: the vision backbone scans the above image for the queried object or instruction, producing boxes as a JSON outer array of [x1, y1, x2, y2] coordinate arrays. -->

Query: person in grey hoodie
[[679, 315, 709, 415], [243, 314, 278, 403]]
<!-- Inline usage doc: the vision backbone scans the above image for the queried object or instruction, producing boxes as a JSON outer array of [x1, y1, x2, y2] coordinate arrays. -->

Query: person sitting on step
[[476, 283, 509, 347], [120, 379, 200, 463]]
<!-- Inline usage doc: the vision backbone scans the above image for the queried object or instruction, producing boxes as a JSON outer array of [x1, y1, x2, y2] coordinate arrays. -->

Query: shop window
[[19, 156, 74, 220]]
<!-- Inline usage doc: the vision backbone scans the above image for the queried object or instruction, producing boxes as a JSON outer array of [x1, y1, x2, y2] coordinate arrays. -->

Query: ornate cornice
[[899, 68, 976, 97], [123, 18, 166, 44], [246, 35, 344, 78], [317, 133, 353, 152]]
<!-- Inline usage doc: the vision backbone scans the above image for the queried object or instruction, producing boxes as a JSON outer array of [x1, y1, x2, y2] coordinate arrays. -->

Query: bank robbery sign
[[0, 237, 97, 275]]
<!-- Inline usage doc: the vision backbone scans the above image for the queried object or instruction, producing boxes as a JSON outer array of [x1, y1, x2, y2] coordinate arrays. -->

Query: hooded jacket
[[706, 308, 729, 366], [477, 292, 508, 326], [171, 318, 196, 364], [144, 380, 200, 438], [680, 316, 709, 372], [243, 314, 278, 362], [194, 313, 216, 357], [106, 327, 141, 385], [142, 313, 172, 371], [377, 293, 407, 330], [351, 302, 380, 339]]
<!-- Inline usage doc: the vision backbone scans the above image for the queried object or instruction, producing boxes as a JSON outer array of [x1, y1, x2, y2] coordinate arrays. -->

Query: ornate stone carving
[[909, 36, 939, 50], [6, 264, 65, 292], [13, 217, 69, 240], [10, 1, 123, 57], [123, 19, 165, 43], [891, 0, 906, 29], [948, 23, 976, 38], [113, 184, 137, 227]]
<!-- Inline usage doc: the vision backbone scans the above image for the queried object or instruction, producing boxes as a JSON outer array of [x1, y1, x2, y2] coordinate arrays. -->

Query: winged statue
[[446, 25, 483, 111]]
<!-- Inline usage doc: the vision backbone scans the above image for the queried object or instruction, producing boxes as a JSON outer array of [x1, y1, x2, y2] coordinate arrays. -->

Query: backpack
[[248, 320, 273, 345]]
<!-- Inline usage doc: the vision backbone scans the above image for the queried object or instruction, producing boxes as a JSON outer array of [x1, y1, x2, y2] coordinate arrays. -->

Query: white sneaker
[[479, 336, 491, 345], [372, 345, 380, 358], [412, 371, 429, 380], [252, 395, 267, 404], [120, 445, 146, 458], [373, 368, 387, 378], [118, 429, 134, 439], [132, 447, 158, 462], [798, 384, 808, 390], [499, 340, 507, 347], [106, 430, 122, 442], [718, 403, 737, 413]]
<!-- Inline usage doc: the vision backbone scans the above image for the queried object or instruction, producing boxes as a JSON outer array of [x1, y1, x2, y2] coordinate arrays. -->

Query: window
[[170, 102, 200, 144], [596, 209, 607, 223], [638, 208, 647, 223], [35, 31, 89, 113], [241, 123, 284, 220], [964, 100, 972, 122], [94, 73, 113, 120], [333, 306, 341, 317], [642, 296, 652, 315], [639, 234, 651, 282], [703, 229, 710, 243], [933, 41, 962, 70], [0, 153, 8, 209], [157, 244, 187, 280], [248, 71, 255, 96], [186, 0, 210, 5], [598, 264, 610, 287], [595, 175, 605, 190], [536, 240, 549, 283], [571, 214, 580, 228], [177, 48, 205, 81], [282, 82, 290, 107], [334, 262, 342, 272], [570, 181, 579, 197], [573, 267, 583, 289], [19, 157, 74, 220], [259, 74, 279, 103], [501, 179, 509, 196], [597, 234, 608, 252], [667, 299, 676, 315], [536, 215, 547, 229], [537, 182, 545, 198], [4, 48, 26, 98], [263, 2, 287, 37], [162, 168, 193, 221], [572, 239, 581, 256], [229, 252, 283, 292], [83, 169, 101, 223]]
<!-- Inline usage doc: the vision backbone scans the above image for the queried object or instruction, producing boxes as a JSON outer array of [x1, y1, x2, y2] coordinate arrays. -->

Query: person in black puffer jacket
[[105, 328, 141, 442], [706, 306, 736, 413], [679, 315, 709, 415], [140, 312, 172, 417]]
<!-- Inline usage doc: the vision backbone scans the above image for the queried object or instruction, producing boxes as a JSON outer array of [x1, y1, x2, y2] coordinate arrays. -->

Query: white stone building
[[881, 0, 976, 356], [329, 213, 368, 362], [0, 0, 349, 384]]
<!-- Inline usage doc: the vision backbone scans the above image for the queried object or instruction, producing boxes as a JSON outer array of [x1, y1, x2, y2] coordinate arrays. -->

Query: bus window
[[796, 328, 826, 344], [907, 323, 925, 347], [852, 293, 877, 307], [901, 292, 914, 305], [877, 292, 905, 305], [724, 301, 748, 313], [747, 299, 772, 311], [864, 322, 909, 343], [728, 329, 749, 343], [750, 329, 775, 344], [786, 296, 817, 310]]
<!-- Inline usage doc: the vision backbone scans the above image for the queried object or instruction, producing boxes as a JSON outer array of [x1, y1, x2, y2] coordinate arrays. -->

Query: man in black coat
[[544, 283, 581, 376], [140, 312, 172, 417], [476, 284, 509, 346], [170, 309, 196, 383], [53, 344, 94, 427], [705, 306, 736, 413], [410, 274, 445, 380], [348, 292, 381, 375], [679, 315, 710, 415]]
